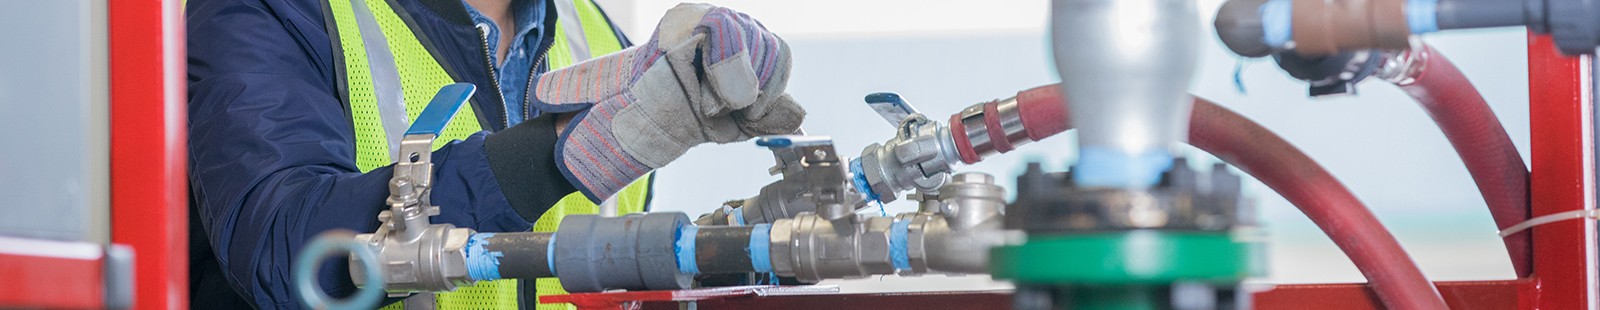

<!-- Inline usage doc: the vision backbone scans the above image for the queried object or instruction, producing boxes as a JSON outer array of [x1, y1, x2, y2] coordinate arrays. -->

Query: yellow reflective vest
[[323, 0, 651, 308]]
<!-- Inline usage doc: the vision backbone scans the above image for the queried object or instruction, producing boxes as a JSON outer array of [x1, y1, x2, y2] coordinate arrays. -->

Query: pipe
[[1051, 0, 1198, 188], [980, 84, 1446, 309], [1434, 0, 1527, 30], [474, 232, 555, 279], [1382, 44, 1532, 277]]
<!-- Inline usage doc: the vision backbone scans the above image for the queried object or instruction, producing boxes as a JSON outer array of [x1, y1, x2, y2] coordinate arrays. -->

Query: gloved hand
[[534, 3, 803, 201]]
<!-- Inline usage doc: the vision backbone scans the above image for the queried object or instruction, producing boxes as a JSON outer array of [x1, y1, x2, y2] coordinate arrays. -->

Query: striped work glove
[[534, 3, 803, 201]]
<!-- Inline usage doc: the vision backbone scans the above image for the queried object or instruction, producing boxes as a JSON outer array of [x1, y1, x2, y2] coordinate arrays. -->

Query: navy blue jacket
[[185, 0, 629, 307]]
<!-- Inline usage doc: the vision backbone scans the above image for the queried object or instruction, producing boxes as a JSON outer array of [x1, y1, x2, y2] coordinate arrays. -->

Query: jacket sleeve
[[186, 0, 571, 307]]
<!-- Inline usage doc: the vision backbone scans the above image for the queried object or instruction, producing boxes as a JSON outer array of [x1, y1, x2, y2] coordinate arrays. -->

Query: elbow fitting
[[898, 173, 1015, 275]]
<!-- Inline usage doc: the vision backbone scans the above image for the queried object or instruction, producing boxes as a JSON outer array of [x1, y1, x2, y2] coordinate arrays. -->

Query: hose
[[1186, 98, 1449, 309], [983, 84, 1446, 309], [1388, 44, 1532, 277]]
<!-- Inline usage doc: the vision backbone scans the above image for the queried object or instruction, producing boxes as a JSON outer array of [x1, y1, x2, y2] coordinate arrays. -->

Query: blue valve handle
[[405, 83, 476, 136], [755, 135, 834, 148], [864, 92, 919, 126]]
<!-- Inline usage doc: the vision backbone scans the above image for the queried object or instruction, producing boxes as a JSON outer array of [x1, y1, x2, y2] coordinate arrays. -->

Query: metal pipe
[[476, 232, 554, 279], [1052, 0, 1197, 188], [692, 226, 760, 274], [1435, 0, 1528, 30]]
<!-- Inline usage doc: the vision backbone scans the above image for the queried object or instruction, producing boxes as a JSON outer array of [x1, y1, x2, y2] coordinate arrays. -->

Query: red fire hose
[[964, 85, 1447, 309], [1392, 44, 1532, 277]]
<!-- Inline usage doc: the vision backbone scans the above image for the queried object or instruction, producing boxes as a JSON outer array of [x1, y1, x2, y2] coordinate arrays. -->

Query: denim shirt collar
[[461, 0, 545, 67]]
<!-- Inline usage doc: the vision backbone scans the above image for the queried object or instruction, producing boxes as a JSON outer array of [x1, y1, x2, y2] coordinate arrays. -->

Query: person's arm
[[186, 0, 570, 307]]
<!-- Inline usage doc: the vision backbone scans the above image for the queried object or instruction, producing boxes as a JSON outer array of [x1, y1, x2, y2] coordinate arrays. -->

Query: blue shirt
[[464, 0, 545, 126]]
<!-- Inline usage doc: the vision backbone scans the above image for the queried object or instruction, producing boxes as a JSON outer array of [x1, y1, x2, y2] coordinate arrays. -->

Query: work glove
[[534, 3, 803, 201]]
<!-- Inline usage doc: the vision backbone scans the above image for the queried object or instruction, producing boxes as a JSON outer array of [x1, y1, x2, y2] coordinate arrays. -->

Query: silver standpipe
[[1052, 0, 1199, 188]]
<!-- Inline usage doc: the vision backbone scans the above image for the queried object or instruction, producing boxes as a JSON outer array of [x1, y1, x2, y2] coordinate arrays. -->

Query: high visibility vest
[[323, 0, 651, 309]]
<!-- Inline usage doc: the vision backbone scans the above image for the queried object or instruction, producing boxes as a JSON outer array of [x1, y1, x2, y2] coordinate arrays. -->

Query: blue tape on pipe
[[731, 208, 747, 226], [465, 233, 503, 281], [889, 220, 911, 270], [849, 159, 881, 203], [1260, 0, 1293, 48], [547, 232, 557, 277], [749, 224, 773, 273], [675, 225, 700, 274], [1407, 0, 1439, 33], [1072, 147, 1172, 188]]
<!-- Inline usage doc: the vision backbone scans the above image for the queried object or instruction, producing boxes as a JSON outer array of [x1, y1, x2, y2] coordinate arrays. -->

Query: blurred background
[[597, 0, 1528, 293]]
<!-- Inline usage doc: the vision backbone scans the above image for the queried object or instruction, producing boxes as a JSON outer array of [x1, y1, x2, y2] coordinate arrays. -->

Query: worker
[[185, 0, 800, 308]]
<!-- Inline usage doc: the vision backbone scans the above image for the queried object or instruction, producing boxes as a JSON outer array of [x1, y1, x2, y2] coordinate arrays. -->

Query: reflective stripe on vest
[[324, 0, 649, 309]]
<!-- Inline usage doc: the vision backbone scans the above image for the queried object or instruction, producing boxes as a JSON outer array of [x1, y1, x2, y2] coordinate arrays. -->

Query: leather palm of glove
[[534, 3, 803, 201]]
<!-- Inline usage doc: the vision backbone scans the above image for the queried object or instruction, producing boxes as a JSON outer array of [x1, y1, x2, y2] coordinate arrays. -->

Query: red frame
[[1523, 32, 1595, 310], [0, 238, 108, 309], [109, 0, 187, 309]]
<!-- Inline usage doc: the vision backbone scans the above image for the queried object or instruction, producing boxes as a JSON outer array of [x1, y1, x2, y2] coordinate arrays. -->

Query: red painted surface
[[1527, 33, 1594, 310], [0, 251, 106, 308], [1252, 280, 1537, 310], [109, 0, 188, 309], [545, 287, 1011, 310], [645, 291, 1012, 310]]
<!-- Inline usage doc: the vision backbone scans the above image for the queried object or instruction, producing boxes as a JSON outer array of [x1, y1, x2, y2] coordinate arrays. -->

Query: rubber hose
[[1393, 44, 1532, 277], [1187, 98, 1449, 309], [977, 84, 1447, 309]]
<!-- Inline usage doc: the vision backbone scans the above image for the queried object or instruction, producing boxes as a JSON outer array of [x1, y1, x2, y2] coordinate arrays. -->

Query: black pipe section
[[694, 226, 758, 274], [1436, 0, 1529, 30], [1214, 0, 1273, 58], [482, 232, 554, 279]]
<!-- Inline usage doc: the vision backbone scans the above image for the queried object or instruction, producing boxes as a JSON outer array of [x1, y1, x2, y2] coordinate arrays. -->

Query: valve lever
[[865, 92, 920, 127]]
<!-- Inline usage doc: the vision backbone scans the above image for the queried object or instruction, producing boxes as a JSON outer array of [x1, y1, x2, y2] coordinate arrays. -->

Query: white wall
[[594, 0, 1530, 292]]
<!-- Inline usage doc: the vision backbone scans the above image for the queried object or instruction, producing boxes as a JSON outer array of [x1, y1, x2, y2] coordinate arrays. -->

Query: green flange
[[989, 231, 1248, 284]]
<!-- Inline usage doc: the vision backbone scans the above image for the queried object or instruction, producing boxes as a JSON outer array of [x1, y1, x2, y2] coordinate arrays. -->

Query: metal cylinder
[[478, 232, 553, 279], [1435, 0, 1527, 30], [694, 226, 758, 274], [1052, 0, 1197, 188]]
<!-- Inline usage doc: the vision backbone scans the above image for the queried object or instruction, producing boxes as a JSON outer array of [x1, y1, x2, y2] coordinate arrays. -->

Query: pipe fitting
[[901, 173, 1015, 275], [769, 215, 898, 282], [552, 213, 692, 292], [350, 224, 474, 296], [1290, 0, 1413, 55]]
